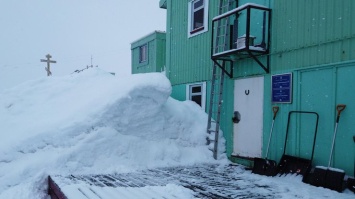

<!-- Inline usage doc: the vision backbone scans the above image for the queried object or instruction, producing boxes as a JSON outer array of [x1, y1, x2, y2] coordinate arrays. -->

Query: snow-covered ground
[[0, 68, 353, 198]]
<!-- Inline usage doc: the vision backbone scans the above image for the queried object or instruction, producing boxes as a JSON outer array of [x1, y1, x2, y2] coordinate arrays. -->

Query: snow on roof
[[130, 30, 166, 45]]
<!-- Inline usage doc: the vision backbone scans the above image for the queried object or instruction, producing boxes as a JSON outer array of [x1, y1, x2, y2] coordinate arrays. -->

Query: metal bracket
[[213, 60, 233, 78], [247, 51, 270, 73]]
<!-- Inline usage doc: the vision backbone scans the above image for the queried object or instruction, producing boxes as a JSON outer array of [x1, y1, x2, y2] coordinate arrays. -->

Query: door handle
[[232, 111, 241, 123]]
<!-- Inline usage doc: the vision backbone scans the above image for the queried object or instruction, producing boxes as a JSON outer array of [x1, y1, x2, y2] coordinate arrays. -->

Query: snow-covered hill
[[0, 69, 225, 198]]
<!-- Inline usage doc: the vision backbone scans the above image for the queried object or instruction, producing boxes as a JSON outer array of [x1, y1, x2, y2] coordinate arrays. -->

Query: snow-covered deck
[[49, 164, 354, 199], [49, 164, 273, 199]]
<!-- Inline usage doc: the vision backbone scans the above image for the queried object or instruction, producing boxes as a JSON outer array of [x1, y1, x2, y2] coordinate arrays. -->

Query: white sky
[[0, 0, 166, 90]]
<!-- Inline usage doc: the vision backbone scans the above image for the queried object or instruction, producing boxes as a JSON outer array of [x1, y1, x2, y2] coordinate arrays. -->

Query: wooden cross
[[40, 54, 57, 76]]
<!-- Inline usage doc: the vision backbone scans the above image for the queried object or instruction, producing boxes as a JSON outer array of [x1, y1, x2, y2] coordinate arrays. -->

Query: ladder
[[206, 62, 225, 160], [207, 0, 236, 160], [214, 0, 235, 54]]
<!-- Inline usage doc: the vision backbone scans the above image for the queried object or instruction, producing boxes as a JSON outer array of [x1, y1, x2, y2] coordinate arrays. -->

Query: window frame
[[139, 43, 148, 63], [186, 82, 206, 110], [188, 0, 209, 38]]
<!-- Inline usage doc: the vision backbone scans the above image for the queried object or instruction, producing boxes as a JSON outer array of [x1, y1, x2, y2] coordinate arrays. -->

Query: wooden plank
[[48, 176, 68, 199]]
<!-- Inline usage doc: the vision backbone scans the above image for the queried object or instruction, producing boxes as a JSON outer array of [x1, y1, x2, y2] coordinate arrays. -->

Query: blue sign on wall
[[272, 73, 292, 103]]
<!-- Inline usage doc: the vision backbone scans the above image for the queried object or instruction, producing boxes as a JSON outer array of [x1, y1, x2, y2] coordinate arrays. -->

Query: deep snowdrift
[[0, 69, 225, 198]]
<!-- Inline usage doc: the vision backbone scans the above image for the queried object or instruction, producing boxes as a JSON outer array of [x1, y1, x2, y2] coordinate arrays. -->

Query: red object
[[48, 176, 68, 199]]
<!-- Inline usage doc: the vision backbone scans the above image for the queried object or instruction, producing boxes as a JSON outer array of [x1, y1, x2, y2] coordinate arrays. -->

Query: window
[[192, 0, 204, 32], [139, 44, 148, 63], [186, 82, 206, 110], [188, 0, 209, 37]]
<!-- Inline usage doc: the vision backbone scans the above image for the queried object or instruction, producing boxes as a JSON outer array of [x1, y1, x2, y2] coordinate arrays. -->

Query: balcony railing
[[211, 3, 271, 69]]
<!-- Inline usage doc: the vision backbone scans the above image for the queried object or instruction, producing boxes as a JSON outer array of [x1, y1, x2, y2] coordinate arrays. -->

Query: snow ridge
[[0, 69, 224, 198]]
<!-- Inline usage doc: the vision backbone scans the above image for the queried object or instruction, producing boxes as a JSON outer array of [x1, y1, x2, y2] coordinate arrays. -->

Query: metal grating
[[49, 164, 280, 199]]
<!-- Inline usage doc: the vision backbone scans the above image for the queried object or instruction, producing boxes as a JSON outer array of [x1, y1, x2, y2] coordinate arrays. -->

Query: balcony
[[211, 3, 271, 74]]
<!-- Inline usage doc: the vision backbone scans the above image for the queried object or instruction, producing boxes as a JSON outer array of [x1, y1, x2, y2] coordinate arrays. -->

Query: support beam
[[213, 60, 233, 78], [247, 51, 269, 73]]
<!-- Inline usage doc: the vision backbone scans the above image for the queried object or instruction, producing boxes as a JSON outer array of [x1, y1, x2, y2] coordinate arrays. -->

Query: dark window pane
[[139, 45, 147, 62], [194, 0, 203, 9], [193, 9, 204, 29], [191, 86, 202, 93], [191, 95, 202, 107]]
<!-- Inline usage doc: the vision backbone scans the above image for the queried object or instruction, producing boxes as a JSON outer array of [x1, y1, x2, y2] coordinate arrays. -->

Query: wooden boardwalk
[[49, 164, 278, 199]]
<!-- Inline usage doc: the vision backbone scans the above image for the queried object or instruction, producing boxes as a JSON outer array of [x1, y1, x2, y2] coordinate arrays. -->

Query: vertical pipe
[[245, 7, 251, 50]]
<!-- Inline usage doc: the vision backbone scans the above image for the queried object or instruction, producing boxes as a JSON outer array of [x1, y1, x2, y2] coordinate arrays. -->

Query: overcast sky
[[0, 0, 166, 90]]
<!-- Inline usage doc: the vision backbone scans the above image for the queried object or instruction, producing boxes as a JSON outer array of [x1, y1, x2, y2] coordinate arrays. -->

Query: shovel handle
[[336, 104, 346, 122], [272, 106, 279, 120]]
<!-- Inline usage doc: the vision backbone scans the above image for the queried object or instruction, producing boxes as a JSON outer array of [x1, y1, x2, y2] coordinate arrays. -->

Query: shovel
[[346, 135, 355, 193], [310, 104, 346, 192], [277, 111, 319, 177], [252, 106, 279, 176]]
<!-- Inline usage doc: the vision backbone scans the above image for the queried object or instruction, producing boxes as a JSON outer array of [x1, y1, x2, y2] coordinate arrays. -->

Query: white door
[[233, 76, 264, 158]]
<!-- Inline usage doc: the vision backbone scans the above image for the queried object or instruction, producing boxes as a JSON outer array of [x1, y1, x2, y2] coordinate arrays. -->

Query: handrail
[[213, 3, 270, 21]]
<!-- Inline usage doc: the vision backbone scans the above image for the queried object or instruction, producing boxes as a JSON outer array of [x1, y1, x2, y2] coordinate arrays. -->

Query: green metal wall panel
[[300, 68, 335, 166], [262, 63, 355, 176], [298, 65, 355, 176], [270, 0, 355, 72], [156, 36, 166, 72], [166, 0, 220, 85], [171, 84, 186, 102], [233, 57, 269, 78], [163, 0, 355, 175], [218, 78, 235, 157], [335, 65, 355, 176]]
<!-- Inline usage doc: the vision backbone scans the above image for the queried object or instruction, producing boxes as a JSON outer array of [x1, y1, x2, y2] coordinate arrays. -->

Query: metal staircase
[[207, 0, 237, 160]]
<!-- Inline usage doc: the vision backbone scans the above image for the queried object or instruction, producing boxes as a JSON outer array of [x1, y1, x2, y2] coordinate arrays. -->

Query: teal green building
[[131, 31, 166, 74], [132, 0, 355, 177]]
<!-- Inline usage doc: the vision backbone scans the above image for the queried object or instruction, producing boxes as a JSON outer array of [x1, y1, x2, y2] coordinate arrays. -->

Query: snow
[[315, 166, 345, 173], [0, 68, 353, 198], [0, 68, 225, 198]]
